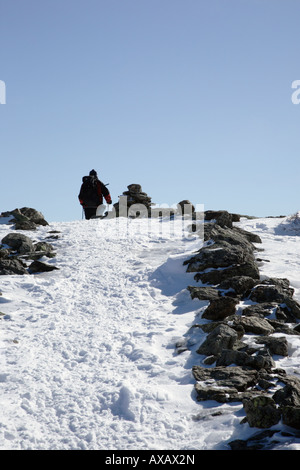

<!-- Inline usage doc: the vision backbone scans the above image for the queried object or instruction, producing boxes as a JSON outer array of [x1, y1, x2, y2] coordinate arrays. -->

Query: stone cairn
[[113, 184, 199, 220], [113, 184, 153, 218], [179, 210, 300, 449]]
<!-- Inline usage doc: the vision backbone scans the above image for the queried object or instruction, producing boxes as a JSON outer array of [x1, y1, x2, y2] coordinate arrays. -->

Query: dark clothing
[[78, 175, 112, 219], [83, 207, 98, 220]]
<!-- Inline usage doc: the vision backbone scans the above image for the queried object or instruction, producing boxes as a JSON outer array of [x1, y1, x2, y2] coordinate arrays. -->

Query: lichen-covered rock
[[243, 396, 281, 428]]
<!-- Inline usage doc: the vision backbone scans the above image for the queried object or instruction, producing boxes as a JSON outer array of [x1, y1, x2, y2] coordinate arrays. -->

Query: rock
[[218, 276, 258, 297], [33, 242, 56, 258], [194, 261, 260, 284], [16, 207, 48, 226], [127, 184, 142, 193], [233, 315, 275, 336], [0, 249, 10, 259], [268, 319, 300, 335], [202, 297, 238, 321], [228, 429, 281, 450], [242, 302, 278, 317], [28, 260, 59, 273], [4, 207, 49, 229], [249, 280, 300, 319], [249, 284, 293, 304], [273, 381, 300, 407], [255, 336, 289, 356], [187, 286, 220, 302], [185, 209, 300, 434], [0, 258, 28, 275], [243, 396, 281, 428], [204, 224, 262, 248], [177, 200, 195, 214], [204, 210, 233, 228], [15, 220, 37, 230], [1, 233, 34, 254], [185, 243, 251, 273], [284, 299, 300, 319], [192, 365, 258, 392], [194, 384, 239, 403], [216, 348, 275, 370], [281, 406, 300, 429], [196, 324, 238, 356]]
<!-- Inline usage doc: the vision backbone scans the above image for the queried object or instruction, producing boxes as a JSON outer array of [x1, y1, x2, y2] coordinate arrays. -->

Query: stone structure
[[113, 184, 153, 217]]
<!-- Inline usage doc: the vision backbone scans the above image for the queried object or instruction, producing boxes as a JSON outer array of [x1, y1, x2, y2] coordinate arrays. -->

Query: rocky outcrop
[[0, 207, 49, 230], [0, 211, 58, 275], [183, 214, 300, 448]]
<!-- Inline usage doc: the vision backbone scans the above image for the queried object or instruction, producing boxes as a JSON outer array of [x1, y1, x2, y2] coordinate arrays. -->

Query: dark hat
[[89, 169, 97, 176]]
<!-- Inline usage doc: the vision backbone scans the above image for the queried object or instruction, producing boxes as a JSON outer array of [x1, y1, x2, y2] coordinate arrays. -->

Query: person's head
[[89, 169, 97, 177]]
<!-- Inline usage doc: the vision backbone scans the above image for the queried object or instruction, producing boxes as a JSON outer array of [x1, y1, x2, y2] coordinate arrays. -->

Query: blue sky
[[1, 0, 300, 222]]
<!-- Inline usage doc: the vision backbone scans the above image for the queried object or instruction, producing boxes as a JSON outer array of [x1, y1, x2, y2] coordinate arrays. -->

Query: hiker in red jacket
[[78, 169, 112, 219]]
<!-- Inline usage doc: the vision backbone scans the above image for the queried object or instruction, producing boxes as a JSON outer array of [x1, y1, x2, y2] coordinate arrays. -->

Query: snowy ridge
[[0, 215, 300, 450]]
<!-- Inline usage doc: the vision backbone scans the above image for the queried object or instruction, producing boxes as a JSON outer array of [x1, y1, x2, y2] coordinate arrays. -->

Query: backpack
[[79, 175, 100, 206]]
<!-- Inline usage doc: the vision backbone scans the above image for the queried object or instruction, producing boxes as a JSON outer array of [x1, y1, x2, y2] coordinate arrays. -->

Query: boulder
[[204, 224, 262, 248], [228, 429, 281, 450], [2, 207, 49, 229], [0, 258, 28, 275], [249, 280, 300, 319], [194, 261, 260, 284], [184, 243, 251, 273], [28, 260, 59, 274], [204, 210, 233, 228], [192, 365, 258, 392], [216, 348, 275, 370], [194, 384, 239, 403], [33, 241, 56, 259], [202, 297, 238, 321], [1, 233, 34, 254], [218, 276, 258, 297], [255, 336, 288, 356], [243, 396, 281, 428], [187, 286, 220, 302], [273, 381, 300, 407], [242, 302, 278, 317], [233, 316, 275, 335], [249, 283, 293, 304], [196, 324, 238, 356], [281, 407, 300, 430], [15, 207, 48, 226]]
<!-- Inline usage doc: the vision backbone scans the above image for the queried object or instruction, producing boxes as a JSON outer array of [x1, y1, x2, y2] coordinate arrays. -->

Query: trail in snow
[[0, 217, 218, 450], [0, 214, 300, 450]]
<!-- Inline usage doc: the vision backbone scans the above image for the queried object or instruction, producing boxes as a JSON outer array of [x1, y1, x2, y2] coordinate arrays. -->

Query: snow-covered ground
[[0, 213, 300, 450]]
